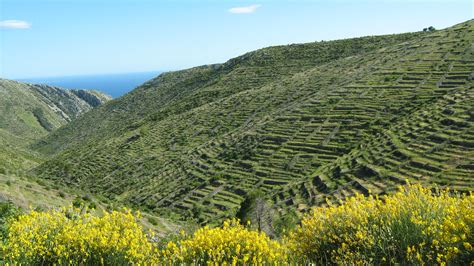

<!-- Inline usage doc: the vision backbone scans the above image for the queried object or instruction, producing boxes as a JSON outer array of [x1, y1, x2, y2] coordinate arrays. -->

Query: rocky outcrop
[[71, 89, 111, 108], [29, 83, 111, 122]]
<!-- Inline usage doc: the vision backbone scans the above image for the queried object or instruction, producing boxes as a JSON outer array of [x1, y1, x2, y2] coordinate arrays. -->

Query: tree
[[236, 190, 275, 237], [423, 26, 436, 32]]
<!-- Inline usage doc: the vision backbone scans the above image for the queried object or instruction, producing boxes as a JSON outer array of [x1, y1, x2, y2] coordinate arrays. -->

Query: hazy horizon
[[18, 71, 162, 98]]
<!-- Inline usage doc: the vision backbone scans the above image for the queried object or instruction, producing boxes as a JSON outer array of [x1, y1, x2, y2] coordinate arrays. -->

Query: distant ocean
[[19, 71, 162, 98]]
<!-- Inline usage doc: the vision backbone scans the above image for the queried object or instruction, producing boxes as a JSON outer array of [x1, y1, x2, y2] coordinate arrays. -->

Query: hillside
[[34, 20, 473, 224], [33, 32, 421, 155], [0, 80, 167, 230], [0, 79, 111, 173]]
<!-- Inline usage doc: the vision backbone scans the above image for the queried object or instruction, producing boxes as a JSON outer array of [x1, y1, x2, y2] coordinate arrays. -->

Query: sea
[[19, 71, 162, 98]]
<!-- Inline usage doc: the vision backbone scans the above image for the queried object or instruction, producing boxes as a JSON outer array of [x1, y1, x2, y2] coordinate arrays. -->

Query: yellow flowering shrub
[[2, 207, 158, 265], [286, 183, 474, 265], [1, 183, 472, 265], [161, 218, 286, 265]]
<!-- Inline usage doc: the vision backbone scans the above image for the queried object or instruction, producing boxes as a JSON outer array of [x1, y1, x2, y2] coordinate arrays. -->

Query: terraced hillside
[[0, 79, 111, 173], [35, 20, 473, 223], [33, 32, 420, 155]]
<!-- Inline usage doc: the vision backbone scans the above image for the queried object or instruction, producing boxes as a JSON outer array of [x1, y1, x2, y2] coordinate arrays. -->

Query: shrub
[[2, 207, 158, 265], [285, 184, 474, 265], [72, 197, 83, 208], [88, 202, 97, 210], [0, 202, 20, 239], [161, 218, 287, 264], [2, 184, 472, 265], [147, 216, 158, 226]]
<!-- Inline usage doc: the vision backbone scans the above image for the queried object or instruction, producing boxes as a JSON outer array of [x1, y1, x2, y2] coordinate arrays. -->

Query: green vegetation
[[0, 21, 474, 251], [0, 79, 125, 232], [0, 79, 110, 174], [0, 202, 20, 239], [286, 184, 474, 265], [28, 20, 474, 225], [0, 18, 472, 265], [0, 79, 179, 234]]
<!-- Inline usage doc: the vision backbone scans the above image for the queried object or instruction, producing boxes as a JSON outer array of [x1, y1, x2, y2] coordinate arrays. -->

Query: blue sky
[[0, 0, 472, 79]]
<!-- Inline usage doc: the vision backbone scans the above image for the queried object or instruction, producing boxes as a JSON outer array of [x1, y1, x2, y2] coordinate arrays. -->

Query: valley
[[0, 19, 472, 265]]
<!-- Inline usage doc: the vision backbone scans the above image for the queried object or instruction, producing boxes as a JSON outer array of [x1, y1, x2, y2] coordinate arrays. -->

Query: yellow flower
[[161, 218, 285, 264], [463, 242, 472, 250], [3, 207, 157, 265], [285, 183, 474, 265]]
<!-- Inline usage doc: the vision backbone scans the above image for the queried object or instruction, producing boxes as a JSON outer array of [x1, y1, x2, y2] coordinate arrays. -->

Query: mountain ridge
[[33, 31, 422, 155]]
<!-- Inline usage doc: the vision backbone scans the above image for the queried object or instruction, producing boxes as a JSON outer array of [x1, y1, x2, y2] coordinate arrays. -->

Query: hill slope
[[34, 20, 473, 223], [0, 79, 111, 173]]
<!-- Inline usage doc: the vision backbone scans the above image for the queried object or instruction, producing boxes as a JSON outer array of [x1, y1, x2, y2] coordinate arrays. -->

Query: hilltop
[[32, 20, 473, 225]]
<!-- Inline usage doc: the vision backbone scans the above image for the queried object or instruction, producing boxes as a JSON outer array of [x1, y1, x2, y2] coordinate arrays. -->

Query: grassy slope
[[0, 173, 179, 235], [0, 80, 178, 234], [0, 79, 100, 205], [0, 79, 111, 173], [34, 20, 473, 223]]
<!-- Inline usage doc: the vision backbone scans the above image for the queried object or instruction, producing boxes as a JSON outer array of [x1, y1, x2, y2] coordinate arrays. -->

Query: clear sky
[[0, 0, 472, 79]]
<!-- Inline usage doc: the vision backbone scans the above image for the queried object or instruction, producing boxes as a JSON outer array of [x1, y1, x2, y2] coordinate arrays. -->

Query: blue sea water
[[19, 71, 162, 98]]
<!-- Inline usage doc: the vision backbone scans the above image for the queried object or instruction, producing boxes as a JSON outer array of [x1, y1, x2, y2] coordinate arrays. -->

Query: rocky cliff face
[[71, 89, 111, 108], [29, 83, 111, 122]]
